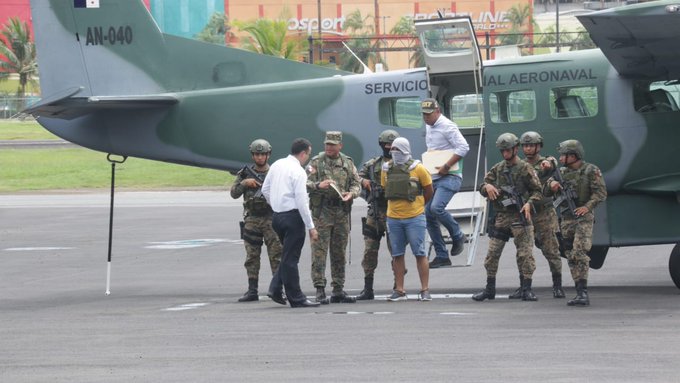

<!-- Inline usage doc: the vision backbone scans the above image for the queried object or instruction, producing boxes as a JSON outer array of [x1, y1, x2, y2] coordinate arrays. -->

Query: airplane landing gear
[[669, 243, 680, 289]]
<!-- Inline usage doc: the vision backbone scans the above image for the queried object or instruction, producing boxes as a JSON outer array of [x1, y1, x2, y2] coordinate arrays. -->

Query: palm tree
[[234, 18, 307, 59], [390, 16, 424, 68], [195, 12, 231, 45], [339, 10, 382, 73], [0, 17, 37, 98], [498, 3, 536, 46]]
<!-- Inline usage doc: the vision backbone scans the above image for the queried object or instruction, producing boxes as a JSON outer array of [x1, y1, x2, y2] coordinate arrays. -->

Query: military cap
[[421, 98, 439, 114], [324, 131, 343, 145]]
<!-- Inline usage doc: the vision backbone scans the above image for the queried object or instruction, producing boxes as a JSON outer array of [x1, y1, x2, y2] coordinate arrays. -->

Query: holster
[[239, 221, 245, 240], [488, 225, 511, 242], [361, 217, 383, 241]]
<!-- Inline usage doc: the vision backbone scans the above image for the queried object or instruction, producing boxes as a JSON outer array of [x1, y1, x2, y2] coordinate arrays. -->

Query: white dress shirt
[[425, 114, 470, 180], [262, 154, 315, 230]]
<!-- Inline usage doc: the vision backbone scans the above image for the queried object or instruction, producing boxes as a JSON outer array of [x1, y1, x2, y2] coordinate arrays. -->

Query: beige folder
[[421, 149, 458, 175]]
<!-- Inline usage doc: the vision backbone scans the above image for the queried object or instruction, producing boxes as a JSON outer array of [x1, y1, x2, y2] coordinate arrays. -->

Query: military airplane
[[26, 0, 680, 289]]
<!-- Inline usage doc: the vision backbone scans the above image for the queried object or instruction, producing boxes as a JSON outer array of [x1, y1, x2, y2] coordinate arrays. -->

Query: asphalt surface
[[1, 191, 678, 382]]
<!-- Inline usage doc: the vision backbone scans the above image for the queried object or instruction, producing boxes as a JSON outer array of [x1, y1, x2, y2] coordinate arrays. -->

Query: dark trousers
[[269, 210, 308, 305]]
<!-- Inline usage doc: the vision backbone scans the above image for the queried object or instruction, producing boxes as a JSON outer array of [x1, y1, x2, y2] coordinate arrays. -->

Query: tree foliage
[[0, 17, 37, 97], [194, 12, 231, 45], [390, 16, 424, 68], [234, 18, 307, 59], [338, 9, 383, 73]]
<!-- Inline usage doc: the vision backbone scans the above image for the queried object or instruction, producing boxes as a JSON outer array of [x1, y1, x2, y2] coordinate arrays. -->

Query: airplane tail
[[30, 0, 342, 100]]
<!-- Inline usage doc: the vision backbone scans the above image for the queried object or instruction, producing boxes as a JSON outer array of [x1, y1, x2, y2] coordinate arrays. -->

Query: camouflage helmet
[[558, 139, 584, 159], [496, 132, 519, 149], [249, 139, 272, 154], [520, 131, 543, 146], [378, 129, 399, 144]]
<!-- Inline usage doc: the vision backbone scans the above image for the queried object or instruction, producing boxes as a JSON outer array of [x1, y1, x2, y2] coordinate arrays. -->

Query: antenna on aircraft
[[341, 42, 373, 74]]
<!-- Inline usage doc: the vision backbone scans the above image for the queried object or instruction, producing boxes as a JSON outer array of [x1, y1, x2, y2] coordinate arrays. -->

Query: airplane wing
[[577, 1, 680, 80], [24, 87, 178, 120]]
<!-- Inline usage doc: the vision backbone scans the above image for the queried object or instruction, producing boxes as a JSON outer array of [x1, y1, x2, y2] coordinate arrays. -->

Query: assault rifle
[[240, 165, 265, 199], [360, 162, 384, 240], [549, 159, 578, 217], [499, 168, 529, 228]]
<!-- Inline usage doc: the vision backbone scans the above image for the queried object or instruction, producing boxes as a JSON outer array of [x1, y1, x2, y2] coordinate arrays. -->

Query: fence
[[0, 96, 39, 119]]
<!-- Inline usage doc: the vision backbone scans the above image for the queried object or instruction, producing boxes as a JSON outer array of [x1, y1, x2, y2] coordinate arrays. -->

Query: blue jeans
[[387, 214, 427, 257], [426, 175, 463, 259]]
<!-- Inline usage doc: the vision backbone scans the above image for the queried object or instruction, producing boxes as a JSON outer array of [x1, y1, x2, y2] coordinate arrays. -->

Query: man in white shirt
[[422, 98, 470, 268], [262, 138, 320, 308]]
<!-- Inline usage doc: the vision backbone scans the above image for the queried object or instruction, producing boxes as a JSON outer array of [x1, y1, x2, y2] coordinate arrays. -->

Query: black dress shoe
[[267, 292, 287, 305], [290, 299, 321, 308]]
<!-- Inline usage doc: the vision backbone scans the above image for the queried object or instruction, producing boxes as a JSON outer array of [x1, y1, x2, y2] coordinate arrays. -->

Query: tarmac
[[1, 191, 678, 382]]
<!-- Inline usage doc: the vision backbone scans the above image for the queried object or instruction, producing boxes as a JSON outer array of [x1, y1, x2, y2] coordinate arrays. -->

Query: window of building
[[550, 86, 598, 118], [488, 90, 536, 123]]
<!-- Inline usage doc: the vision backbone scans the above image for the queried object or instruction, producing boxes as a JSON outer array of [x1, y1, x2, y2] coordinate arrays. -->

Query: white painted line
[[4, 247, 74, 251], [373, 293, 509, 300], [162, 302, 209, 311], [145, 238, 238, 249]]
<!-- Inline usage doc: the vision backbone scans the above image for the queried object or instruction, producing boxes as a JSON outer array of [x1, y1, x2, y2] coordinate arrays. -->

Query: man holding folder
[[421, 98, 469, 268]]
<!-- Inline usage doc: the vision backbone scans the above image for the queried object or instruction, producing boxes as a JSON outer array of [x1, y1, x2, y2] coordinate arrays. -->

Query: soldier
[[307, 131, 361, 303], [356, 129, 399, 300], [230, 139, 282, 302], [545, 140, 607, 306], [472, 133, 542, 302], [508, 131, 565, 299]]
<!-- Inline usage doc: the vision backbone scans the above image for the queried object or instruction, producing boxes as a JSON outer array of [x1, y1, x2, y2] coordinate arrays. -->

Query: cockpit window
[[488, 90, 536, 123], [550, 86, 598, 119], [634, 81, 680, 113]]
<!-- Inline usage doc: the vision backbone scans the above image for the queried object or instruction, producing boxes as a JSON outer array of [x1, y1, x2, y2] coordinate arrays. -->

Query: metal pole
[[556, 0, 560, 53], [317, 0, 322, 62], [105, 154, 126, 295]]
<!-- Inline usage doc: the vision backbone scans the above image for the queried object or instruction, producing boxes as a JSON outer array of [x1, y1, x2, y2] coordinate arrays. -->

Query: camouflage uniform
[[481, 160, 542, 280], [230, 164, 282, 295], [510, 154, 564, 298], [546, 163, 607, 282], [307, 145, 361, 299], [358, 155, 392, 279]]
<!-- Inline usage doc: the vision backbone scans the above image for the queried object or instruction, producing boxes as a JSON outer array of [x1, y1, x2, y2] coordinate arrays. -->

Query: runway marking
[[4, 247, 74, 251], [319, 311, 395, 315], [440, 312, 476, 316], [162, 303, 210, 311], [373, 293, 486, 300], [145, 238, 238, 249]]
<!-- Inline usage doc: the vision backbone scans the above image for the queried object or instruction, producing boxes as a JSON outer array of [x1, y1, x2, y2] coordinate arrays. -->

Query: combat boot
[[237, 278, 259, 302], [521, 278, 538, 301], [552, 273, 565, 298], [472, 277, 496, 301], [316, 287, 329, 304], [330, 290, 357, 303], [567, 279, 590, 306], [508, 274, 524, 299], [356, 277, 374, 301]]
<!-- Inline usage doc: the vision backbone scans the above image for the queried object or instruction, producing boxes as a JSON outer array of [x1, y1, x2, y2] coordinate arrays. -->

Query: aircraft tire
[[588, 245, 608, 269], [669, 243, 680, 290]]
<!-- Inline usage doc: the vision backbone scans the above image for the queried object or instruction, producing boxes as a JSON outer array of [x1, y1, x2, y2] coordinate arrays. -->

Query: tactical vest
[[384, 159, 423, 202], [529, 156, 554, 209], [561, 163, 593, 207], [240, 166, 272, 216]]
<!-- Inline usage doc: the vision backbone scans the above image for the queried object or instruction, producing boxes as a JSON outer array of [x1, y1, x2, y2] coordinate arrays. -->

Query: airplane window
[[488, 90, 536, 123], [450, 94, 483, 129], [635, 81, 680, 113], [420, 27, 474, 56], [379, 97, 422, 129], [550, 86, 598, 118]]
